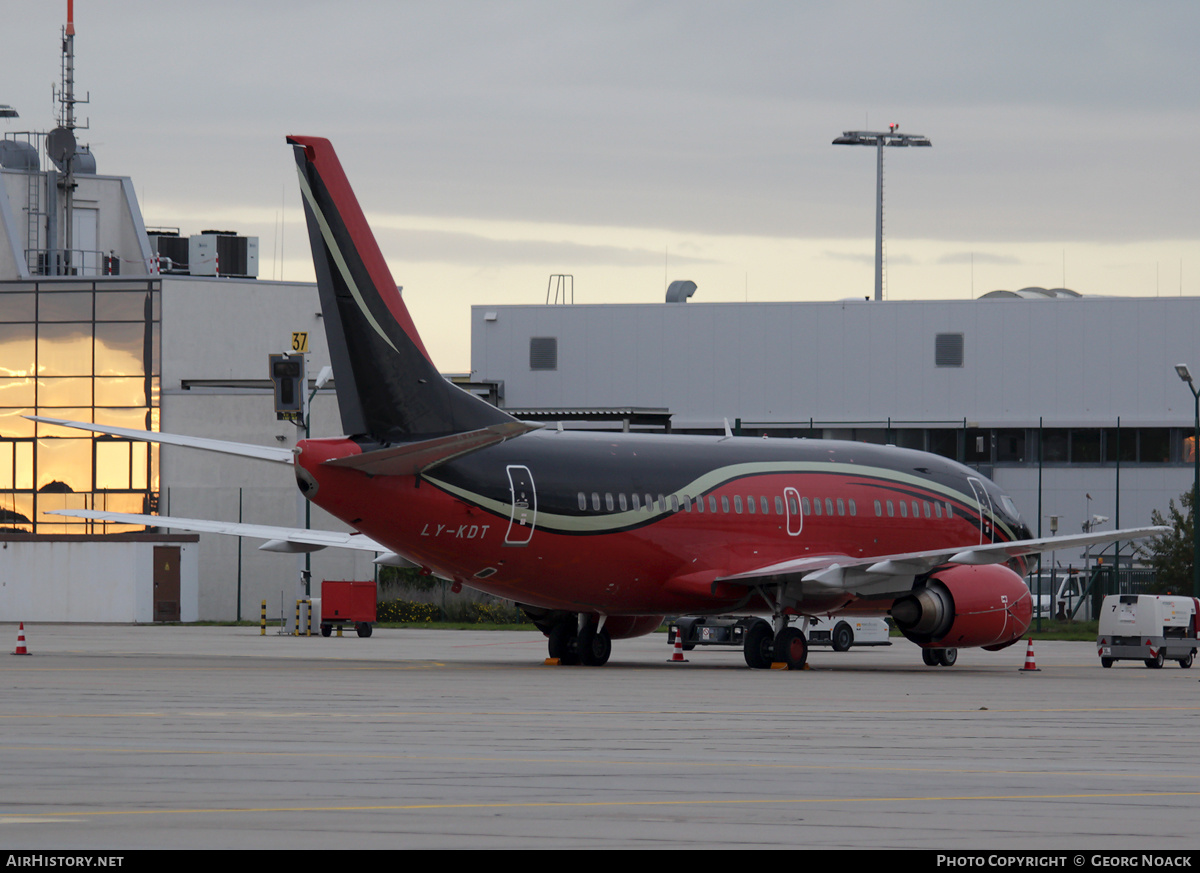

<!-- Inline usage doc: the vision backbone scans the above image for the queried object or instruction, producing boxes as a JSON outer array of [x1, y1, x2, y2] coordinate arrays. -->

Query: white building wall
[[0, 538, 198, 623], [159, 276, 378, 620], [472, 298, 1200, 429]]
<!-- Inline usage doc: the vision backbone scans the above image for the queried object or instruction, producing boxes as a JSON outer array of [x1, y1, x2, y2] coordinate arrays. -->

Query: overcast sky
[[4, 1, 1199, 369]]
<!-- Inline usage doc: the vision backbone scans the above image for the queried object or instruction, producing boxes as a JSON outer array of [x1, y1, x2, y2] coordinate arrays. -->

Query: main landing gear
[[547, 616, 612, 666], [921, 647, 958, 667], [743, 618, 808, 671]]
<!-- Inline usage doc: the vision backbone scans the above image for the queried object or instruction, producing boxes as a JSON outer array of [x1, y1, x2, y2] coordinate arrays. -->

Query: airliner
[[41, 136, 1163, 669]]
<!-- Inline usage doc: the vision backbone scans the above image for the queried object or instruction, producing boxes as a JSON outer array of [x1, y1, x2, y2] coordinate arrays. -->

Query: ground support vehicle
[[1096, 594, 1198, 668], [807, 617, 892, 651], [320, 580, 377, 638], [668, 615, 891, 667]]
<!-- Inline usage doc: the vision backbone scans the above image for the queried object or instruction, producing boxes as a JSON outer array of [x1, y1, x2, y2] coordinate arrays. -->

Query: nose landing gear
[[547, 615, 612, 666]]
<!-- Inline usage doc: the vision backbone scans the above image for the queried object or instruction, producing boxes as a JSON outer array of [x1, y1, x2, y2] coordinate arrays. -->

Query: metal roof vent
[[666, 280, 696, 303]]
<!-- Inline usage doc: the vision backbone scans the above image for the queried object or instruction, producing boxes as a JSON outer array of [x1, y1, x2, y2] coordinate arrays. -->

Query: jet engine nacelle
[[890, 564, 1032, 651]]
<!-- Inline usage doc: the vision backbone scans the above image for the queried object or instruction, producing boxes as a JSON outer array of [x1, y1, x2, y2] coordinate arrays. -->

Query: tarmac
[[2, 623, 1198, 850]]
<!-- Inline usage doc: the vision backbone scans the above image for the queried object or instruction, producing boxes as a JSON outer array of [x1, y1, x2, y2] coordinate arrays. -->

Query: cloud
[[936, 252, 1023, 266], [374, 227, 714, 268]]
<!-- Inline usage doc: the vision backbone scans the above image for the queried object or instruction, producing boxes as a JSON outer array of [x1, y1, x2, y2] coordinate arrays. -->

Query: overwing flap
[[715, 525, 1169, 594]]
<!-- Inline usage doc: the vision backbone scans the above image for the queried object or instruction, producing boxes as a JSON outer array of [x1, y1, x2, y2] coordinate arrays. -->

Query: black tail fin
[[289, 135, 517, 443]]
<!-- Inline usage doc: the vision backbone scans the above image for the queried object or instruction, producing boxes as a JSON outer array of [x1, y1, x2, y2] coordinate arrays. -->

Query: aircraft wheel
[[675, 619, 697, 651], [922, 648, 939, 667], [935, 648, 958, 667], [743, 621, 774, 669], [577, 624, 612, 667], [1101, 657, 1114, 668], [774, 627, 808, 670], [548, 622, 579, 665], [831, 622, 854, 653], [1181, 652, 1194, 669], [1145, 651, 1165, 669], [320, 623, 332, 638]]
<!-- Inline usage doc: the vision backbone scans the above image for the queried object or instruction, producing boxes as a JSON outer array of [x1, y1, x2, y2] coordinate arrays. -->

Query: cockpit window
[[999, 494, 1021, 520]]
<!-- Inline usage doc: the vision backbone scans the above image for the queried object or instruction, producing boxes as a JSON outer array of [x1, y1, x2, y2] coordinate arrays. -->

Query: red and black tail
[[289, 135, 516, 443]]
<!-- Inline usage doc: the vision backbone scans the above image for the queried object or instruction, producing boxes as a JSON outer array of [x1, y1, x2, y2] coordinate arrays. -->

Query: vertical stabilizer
[[288, 135, 516, 443]]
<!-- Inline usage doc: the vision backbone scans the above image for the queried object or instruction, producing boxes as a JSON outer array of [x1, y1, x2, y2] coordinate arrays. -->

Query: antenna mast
[[53, 0, 90, 274]]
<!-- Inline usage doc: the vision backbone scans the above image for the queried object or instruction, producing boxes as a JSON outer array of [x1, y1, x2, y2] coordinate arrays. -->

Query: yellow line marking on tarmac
[[9, 791, 1200, 820], [1, 704, 1198, 718], [1, 745, 1195, 782]]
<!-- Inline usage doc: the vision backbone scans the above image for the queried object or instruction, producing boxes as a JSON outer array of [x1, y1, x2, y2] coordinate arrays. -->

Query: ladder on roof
[[25, 170, 45, 275]]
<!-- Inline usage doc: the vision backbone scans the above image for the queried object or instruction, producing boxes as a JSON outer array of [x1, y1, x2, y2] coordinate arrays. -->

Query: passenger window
[[874, 499, 882, 517], [592, 492, 601, 511], [721, 496, 730, 513], [813, 498, 822, 516], [709, 495, 718, 513], [734, 496, 743, 514], [887, 500, 895, 517], [900, 501, 908, 518], [788, 495, 799, 515], [619, 493, 628, 511], [923, 501, 931, 518], [632, 493, 641, 510], [802, 497, 811, 515], [746, 496, 756, 514], [946, 502, 953, 518], [849, 499, 856, 517], [670, 495, 680, 512], [578, 492, 587, 511], [682, 494, 691, 512], [825, 498, 834, 516], [911, 501, 919, 518], [605, 493, 614, 512], [935, 501, 942, 518], [775, 496, 783, 515], [837, 498, 845, 516], [760, 496, 769, 515], [696, 495, 705, 513]]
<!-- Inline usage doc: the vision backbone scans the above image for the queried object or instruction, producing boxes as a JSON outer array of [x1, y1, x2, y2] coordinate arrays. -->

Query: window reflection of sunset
[[0, 282, 161, 534]]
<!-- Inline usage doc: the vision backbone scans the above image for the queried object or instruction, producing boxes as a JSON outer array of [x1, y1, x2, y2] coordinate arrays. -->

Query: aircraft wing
[[26, 416, 295, 464], [716, 525, 1169, 597], [45, 509, 408, 563]]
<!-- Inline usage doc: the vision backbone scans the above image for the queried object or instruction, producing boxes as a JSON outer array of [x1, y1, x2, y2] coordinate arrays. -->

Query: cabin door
[[784, 487, 804, 537], [505, 464, 537, 546], [967, 477, 995, 544]]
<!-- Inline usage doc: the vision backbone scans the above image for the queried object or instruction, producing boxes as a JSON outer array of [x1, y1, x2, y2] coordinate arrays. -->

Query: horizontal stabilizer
[[27, 416, 295, 464], [323, 421, 540, 476], [47, 509, 386, 553]]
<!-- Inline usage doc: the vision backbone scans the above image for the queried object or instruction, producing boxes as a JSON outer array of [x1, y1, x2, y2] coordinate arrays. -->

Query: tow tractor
[[669, 615, 891, 656]]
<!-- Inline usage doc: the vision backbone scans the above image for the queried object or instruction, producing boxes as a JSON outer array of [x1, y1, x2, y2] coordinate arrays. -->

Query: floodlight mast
[[833, 126, 932, 302]]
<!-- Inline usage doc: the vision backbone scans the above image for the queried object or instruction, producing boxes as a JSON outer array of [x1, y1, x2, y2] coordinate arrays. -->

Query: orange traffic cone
[[12, 622, 30, 656], [668, 627, 688, 662], [1019, 637, 1040, 672]]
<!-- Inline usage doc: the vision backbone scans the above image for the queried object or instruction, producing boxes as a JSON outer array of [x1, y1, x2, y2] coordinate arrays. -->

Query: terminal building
[[0, 130, 375, 622]]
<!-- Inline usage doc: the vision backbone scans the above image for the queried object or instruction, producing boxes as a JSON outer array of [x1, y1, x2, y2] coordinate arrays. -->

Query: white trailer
[[1096, 594, 1199, 669]]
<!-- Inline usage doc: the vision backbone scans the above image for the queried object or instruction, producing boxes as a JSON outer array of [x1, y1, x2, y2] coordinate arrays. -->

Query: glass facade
[[0, 279, 160, 533]]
